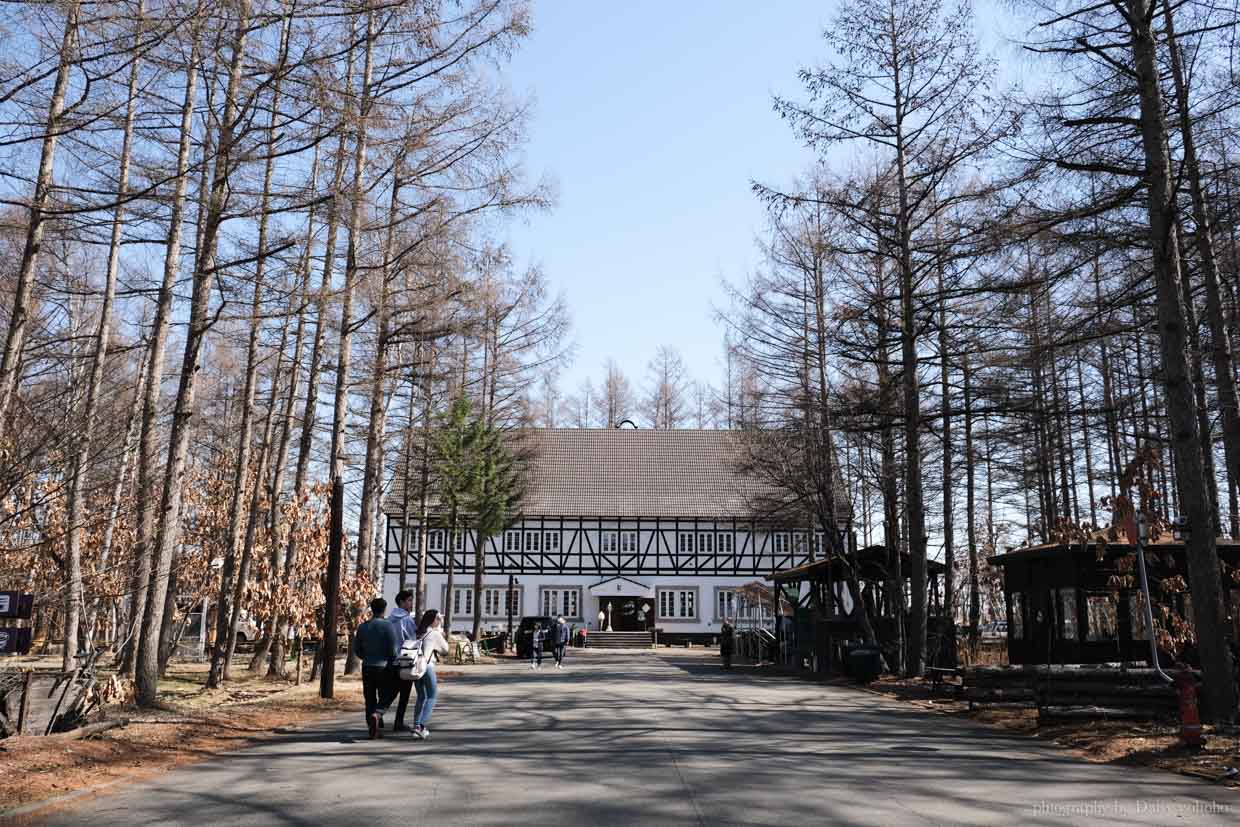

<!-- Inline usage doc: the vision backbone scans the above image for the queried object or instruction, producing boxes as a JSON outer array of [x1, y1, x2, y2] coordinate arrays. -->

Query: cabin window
[[1010, 592, 1025, 640], [1058, 588, 1078, 641], [1085, 594, 1117, 642], [658, 588, 696, 620], [1129, 592, 1147, 640]]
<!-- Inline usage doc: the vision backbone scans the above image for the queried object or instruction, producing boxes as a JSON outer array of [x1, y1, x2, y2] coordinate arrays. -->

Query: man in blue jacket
[[386, 589, 417, 733], [354, 597, 398, 738], [551, 616, 569, 668]]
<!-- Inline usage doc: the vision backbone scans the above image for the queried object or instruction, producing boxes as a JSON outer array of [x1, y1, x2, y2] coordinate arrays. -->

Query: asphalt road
[[32, 650, 1237, 826]]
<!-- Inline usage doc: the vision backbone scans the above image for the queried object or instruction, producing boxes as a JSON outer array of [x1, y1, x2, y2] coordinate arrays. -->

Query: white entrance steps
[[585, 631, 654, 650]]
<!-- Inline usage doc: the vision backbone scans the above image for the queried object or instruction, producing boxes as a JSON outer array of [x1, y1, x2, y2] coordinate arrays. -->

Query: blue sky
[[501, 1, 1028, 401], [502, 1, 827, 397]]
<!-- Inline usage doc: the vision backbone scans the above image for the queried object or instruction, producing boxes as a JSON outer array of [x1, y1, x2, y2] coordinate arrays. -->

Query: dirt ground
[[1, 659, 366, 819], [0, 649, 491, 822], [866, 674, 1240, 787]]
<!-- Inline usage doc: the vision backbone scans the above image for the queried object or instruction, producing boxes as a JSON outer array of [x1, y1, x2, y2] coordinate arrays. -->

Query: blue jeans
[[414, 662, 438, 727]]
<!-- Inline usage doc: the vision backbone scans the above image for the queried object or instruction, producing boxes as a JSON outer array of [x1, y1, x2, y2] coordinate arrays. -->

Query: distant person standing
[[530, 622, 545, 669], [412, 609, 450, 740], [386, 589, 417, 733], [354, 597, 398, 738], [720, 618, 735, 671], [551, 616, 569, 668]]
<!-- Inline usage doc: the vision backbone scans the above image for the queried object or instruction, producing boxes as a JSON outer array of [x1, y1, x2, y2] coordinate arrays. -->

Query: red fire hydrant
[[1174, 670, 1203, 749]]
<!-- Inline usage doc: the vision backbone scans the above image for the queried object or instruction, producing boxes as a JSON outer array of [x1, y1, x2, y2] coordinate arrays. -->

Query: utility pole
[[320, 476, 344, 699]]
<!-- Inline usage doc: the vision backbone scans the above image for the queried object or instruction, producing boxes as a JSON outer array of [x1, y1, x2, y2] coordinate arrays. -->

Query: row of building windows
[[420, 529, 822, 555], [441, 585, 768, 623]]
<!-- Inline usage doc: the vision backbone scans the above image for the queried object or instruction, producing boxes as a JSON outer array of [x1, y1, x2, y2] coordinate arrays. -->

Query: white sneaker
[[530, 663, 535, 669], [557, 663, 563, 669]]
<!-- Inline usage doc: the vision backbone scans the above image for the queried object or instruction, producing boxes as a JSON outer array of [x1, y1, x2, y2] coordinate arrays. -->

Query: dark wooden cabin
[[988, 540, 1240, 667]]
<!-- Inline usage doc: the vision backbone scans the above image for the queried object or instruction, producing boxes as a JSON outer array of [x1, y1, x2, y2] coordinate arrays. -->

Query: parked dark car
[[515, 616, 554, 659]]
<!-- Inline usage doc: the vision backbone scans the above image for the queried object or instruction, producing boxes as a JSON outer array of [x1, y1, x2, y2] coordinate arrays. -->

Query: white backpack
[[395, 635, 430, 681]]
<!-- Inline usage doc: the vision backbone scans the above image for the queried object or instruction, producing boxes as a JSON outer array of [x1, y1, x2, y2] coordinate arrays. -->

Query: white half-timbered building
[[382, 429, 836, 642]]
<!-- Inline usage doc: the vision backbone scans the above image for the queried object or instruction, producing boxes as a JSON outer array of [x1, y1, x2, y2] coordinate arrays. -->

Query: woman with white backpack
[[410, 609, 450, 739]]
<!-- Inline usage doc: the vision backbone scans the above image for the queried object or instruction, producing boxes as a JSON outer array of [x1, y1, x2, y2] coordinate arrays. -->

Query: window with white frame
[[544, 532, 560, 552], [541, 588, 581, 619], [771, 532, 789, 555], [719, 533, 734, 554], [678, 533, 695, 554], [717, 588, 736, 620], [658, 588, 696, 619], [524, 530, 541, 552], [600, 532, 618, 553], [620, 531, 638, 553], [484, 588, 519, 617], [453, 530, 465, 550], [429, 530, 444, 551], [698, 532, 714, 553], [504, 530, 520, 551], [451, 587, 473, 616]]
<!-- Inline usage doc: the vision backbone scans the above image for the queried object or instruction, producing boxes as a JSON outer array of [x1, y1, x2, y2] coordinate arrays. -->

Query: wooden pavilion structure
[[768, 544, 950, 674]]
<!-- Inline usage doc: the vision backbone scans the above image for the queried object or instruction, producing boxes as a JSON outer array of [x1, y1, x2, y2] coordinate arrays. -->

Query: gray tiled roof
[[510, 428, 772, 518], [386, 428, 851, 523]]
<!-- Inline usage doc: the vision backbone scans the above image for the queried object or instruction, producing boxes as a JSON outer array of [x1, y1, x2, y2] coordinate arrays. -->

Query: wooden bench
[[926, 666, 962, 697]]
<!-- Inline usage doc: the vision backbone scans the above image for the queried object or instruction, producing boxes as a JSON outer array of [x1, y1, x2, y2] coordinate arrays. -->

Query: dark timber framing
[[383, 516, 825, 578]]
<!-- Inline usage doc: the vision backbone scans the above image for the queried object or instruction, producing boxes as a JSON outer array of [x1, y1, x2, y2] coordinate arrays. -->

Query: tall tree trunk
[[334, 12, 376, 678], [207, 2, 291, 688], [963, 355, 980, 647], [356, 174, 400, 577], [1164, 4, 1240, 530], [136, 1, 251, 707], [1126, 0, 1237, 720], [937, 267, 953, 660], [0, 0, 81, 424], [61, 10, 142, 669], [120, 32, 200, 680]]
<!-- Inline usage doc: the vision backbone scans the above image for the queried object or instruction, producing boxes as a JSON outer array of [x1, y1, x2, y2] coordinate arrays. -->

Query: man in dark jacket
[[551, 616, 569, 668], [720, 619, 735, 670], [354, 597, 398, 738]]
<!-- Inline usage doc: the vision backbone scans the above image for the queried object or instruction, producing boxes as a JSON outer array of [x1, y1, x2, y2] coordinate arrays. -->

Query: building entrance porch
[[597, 595, 655, 632]]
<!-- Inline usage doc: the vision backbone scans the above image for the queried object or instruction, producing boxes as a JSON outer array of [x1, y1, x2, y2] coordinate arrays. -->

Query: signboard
[[0, 626, 32, 655], [0, 592, 33, 619]]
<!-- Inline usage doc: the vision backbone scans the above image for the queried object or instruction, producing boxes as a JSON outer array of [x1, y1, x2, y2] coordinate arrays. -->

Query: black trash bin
[[845, 643, 883, 683]]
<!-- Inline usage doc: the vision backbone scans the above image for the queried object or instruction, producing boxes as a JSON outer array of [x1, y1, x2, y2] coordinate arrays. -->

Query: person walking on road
[[530, 622, 545, 669], [720, 618, 735, 671], [412, 609, 450, 740], [387, 589, 417, 733], [355, 597, 398, 738], [551, 616, 569, 668]]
